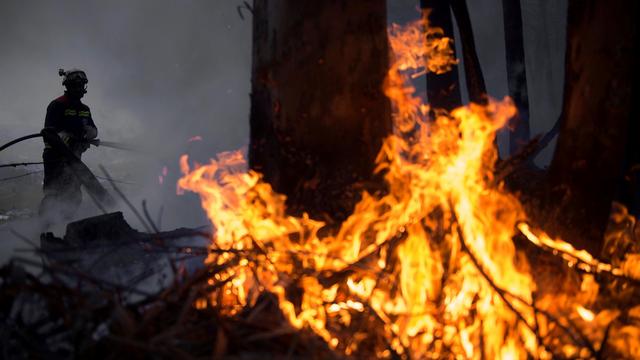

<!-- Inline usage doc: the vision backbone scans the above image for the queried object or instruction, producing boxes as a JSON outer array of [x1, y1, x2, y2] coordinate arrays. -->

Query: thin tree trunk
[[502, 0, 531, 155], [420, 0, 462, 111], [545, 0, 638, 255], [615, 26, 640, 217], [450, 0, 487, 105], [249, 0, 392, 222]]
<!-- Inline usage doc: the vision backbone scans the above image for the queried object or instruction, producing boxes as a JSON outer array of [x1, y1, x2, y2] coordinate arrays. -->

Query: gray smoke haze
[[0, 0, 566, 262], [0, 0, 252, 234]]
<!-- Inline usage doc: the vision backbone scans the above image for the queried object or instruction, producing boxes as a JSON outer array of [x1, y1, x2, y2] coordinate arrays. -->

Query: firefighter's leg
[[39, 160, 82, 221], [39, 158, 65, 219], [59, 168, 82, 220], [53, 163, 82, 220]]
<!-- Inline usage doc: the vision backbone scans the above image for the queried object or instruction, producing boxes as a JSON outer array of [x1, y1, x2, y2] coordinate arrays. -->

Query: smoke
[[0, 0, 566, 261], [0, 0, 252, 233]]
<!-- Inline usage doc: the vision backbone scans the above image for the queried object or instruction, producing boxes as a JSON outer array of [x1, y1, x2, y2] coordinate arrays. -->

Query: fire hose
[[0, 130, 147, 189], [0, 133, 43, 152], [0, 130, 138, 153], [0, 129, 117, 208]]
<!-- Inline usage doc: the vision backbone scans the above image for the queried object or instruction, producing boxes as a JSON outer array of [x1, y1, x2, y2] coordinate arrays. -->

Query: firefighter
[[39, 69, 98, 221]]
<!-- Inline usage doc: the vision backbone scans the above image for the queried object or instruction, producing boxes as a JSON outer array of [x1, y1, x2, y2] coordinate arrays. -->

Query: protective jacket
[[40, 93, 98, 220], [43, 93, 97, 158]]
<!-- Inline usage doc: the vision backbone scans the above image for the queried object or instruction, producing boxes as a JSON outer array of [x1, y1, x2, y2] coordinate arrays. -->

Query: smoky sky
[[0, 0, 252, 231], [0, 0, 566, 236]]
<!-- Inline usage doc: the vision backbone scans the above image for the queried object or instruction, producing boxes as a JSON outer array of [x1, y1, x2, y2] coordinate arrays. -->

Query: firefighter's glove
[[79, 141, 90, 153], [58, 131, 89, 157], [82, 125, 97, 140], [57, 131, 74, 148]]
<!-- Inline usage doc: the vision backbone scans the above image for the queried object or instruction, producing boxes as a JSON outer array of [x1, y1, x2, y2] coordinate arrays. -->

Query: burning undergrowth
[[176, 17, 640, 359], [2, 16, 640, 360]]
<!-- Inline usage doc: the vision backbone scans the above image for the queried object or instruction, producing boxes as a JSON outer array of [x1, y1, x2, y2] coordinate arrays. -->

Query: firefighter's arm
[[83, 124, 97, 140], [78, 126, 96, 153], [57, 130, 91, 155], [57, 131, 75, 148], [82, 110, 98, 140], [41, 128, 78, 159], [44, 101, 63, 129]]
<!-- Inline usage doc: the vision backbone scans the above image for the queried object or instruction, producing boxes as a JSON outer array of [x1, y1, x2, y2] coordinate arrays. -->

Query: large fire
[[178, 15, 640, 359]]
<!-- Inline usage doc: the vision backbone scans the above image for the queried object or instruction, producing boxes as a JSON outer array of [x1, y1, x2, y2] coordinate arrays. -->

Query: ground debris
[[2, 208, 640, 359], [0, 213, 342, 359]]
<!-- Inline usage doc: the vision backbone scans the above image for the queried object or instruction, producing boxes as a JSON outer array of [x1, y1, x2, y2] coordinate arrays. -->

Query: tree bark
[[545, 0, 638, 255], [616, 18, 640, 217], [420, 0, 462, 111], [249, 0, 392, 222], [502, 0, 531, 155], [617, 72, 640, 217]]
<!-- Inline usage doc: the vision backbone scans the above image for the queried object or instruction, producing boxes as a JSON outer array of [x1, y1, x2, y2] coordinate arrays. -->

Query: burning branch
[[518, 223, 640, 286], [450, 203, 597, 358]]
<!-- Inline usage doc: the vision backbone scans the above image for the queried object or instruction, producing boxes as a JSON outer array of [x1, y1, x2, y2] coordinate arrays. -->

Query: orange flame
[[576, 306, 595, 322], [178, 14, 640, 359]]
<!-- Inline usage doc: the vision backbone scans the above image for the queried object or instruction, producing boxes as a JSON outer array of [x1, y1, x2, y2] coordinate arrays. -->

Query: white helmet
[[59, 68, 88, 93]]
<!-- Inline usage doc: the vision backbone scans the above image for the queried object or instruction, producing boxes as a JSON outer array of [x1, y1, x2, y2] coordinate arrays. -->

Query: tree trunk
[[420, 0, 462, 111], [545, 0, 638, 255], [616, 18, 640, 217], [617, 71, 640, 217], [502, 0, 531, 155], [450, 0, 487, 105], [249, 0, 392, 223]]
